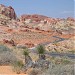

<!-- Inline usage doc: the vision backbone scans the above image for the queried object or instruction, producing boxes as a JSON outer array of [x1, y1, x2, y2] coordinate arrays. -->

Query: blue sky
[[0, 0, 74, 18]]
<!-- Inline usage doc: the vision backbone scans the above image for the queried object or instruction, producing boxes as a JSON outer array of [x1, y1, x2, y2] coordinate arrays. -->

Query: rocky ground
[[46, 36, 75, 53]]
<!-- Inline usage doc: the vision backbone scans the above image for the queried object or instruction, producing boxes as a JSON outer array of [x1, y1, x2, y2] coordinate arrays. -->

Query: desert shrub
[[0, 45, 11, 52], [36, 44, 46, 60], [12, 61, 24, 74], [36, 44, 45, 54], [51, 56, 72, 65], [69, 50, 75, 54], [0, 45, 17, 65], [28, 68, 42, 75], [61, 57, 71, 64], [23, 48, 30, 65], [23, 48, 29, 56], [31, 56, 74, 75], [39, 64, 74, 75]]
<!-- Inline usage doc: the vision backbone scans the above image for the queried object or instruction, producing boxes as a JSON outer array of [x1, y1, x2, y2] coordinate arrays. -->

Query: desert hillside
[[0, 4, 75, 48]]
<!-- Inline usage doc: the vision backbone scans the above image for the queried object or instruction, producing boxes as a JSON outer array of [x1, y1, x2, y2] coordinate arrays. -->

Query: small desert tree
[[23, 48, 33, 72], [36, 44, 46, 60]]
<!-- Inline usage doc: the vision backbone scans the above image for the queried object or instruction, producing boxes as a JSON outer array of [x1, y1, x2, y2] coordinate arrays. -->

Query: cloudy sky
[[0, 0, 74, 18]]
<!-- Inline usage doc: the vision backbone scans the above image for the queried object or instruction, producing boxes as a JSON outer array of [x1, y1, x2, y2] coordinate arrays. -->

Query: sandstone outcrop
[[0, 4, 17, 19]]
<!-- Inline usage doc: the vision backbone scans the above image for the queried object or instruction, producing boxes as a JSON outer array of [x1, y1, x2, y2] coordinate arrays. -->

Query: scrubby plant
[[12, 60, 24, 74], [23, 48, 29, 64], [36, 44, 46, 60], [61, 56, 71, 64], [39, 64, 74, 75], [0, 45, 10, 52], [23, 48, 29, 56], [62, 59, 71, 64]]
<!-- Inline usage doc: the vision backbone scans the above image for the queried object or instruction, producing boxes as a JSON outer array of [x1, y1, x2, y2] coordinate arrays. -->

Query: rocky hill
[[0, 4, 17, 19], [0, 4, 75, 34], [20, 14, 75, 35], [20, 14, 48, 22], [0, 4, 75, 48]]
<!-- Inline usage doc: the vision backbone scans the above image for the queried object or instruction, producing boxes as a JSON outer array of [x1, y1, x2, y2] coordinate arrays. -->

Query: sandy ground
[[0, 66, 27, 75]]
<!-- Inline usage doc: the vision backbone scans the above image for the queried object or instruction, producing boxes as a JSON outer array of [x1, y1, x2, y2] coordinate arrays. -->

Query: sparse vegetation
[[0, 45, 17, 65], [29, 68, 42, 75], [23, 48, 29, 56], [12, 61, 24, 74], [39, 64, 74, 75], [28, 56, 74, 75], [23, 48, 30, 64], [36, 44, 46, 60], [0, 45, 10, 52]]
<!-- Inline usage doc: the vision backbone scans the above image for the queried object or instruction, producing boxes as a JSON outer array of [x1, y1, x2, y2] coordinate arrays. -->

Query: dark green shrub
[[36, 44, 46, 60], [36, 44, 45, 54]]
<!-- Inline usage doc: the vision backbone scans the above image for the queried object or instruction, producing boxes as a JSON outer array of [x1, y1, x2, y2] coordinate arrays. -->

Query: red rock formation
[[67, 17, 75, 21], [0, 4, 17, 19], [20, 14, 48, 22], [3, 39, 15, 46]]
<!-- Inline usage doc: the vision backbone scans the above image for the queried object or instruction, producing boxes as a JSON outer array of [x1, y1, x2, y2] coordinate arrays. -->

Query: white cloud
[[61, 11, 74, 14]]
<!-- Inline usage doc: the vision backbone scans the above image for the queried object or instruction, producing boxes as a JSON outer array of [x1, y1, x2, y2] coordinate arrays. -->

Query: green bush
[[36, 44, 45, 54], [23, 48, 29, 56]]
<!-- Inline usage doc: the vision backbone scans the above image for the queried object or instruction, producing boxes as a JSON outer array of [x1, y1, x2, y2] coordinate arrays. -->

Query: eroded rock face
[[20, 14, 75, 32], [3, 39, 16, 46], [0, 4, 17, 19], [20, 14, 48, 22]]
